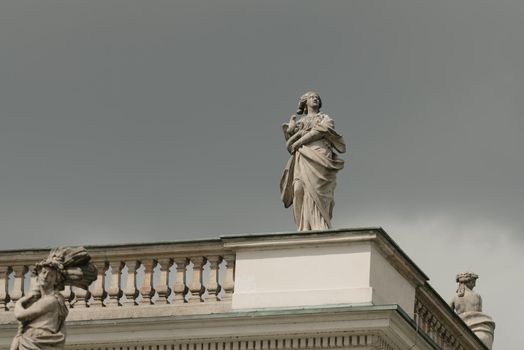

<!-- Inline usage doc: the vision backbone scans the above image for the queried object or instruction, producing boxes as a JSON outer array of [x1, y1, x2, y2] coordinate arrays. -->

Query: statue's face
[[465, 279, 476, 289], [306, 94, 321, 110], [37, 266, 58, 289]]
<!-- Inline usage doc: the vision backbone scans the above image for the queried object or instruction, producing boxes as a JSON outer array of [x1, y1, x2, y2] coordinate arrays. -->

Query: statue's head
[[34, 252, 67, 291], [456, 272, 478, 296], [297, 91, 322, 115], [35, 265, 61, 290]]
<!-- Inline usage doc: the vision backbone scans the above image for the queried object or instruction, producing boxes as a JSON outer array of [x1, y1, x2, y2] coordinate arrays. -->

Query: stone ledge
[[0, 302, 232, 325], [0, 304, 439, 350]]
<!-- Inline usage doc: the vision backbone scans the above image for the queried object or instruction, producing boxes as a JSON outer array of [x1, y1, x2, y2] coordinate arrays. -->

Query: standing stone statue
[[449, 272, 496, 349], [280, 91, 346, 230], [11, 247, 97, 350]]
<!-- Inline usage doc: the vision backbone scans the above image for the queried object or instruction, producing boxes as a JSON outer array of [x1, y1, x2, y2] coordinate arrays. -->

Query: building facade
[[0, 228, 489, 350]]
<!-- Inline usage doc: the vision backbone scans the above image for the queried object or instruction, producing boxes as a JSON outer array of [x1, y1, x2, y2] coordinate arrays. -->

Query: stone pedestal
[[227, 230, 425, 317]]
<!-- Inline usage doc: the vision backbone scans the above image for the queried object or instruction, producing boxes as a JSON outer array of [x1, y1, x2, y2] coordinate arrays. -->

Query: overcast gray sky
[[1, 1, 522, 347]]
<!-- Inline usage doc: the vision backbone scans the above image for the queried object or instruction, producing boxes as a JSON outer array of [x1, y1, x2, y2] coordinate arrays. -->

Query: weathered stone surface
[[281, 92, 346, 231]]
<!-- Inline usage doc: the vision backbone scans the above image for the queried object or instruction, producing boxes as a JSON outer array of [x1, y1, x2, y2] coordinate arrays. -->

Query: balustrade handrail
[[0, 237, 232, 262]]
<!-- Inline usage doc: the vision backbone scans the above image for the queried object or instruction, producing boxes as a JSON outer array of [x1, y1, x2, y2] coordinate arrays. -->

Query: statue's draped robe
[[12, 294, 68, 350], [281, 114, 346, 230], [460, 311, 495, 348]]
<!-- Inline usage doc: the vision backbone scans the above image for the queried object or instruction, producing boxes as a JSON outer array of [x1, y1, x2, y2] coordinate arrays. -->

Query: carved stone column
[[188, 256, 206, 303], [155, 258, 172, 305], [140, 259, 157, 305], [172, 257, 188, 303], [0, 266, 10, 311], [73, 286, 90, 308], [222, 254, 235, 301], [106, 260, 123, 307], [123, 260, 139, 306], [205, 255, 220, 302], [90, 260, 108, 307], [9, 265, 27, 304], [60, 285, 74, 307]]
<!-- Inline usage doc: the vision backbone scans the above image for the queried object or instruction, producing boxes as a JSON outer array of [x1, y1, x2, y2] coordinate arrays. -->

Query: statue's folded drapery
[[459, 311, 495, 349], [280, 114, 346, 230], [11, 293, 68, 350]]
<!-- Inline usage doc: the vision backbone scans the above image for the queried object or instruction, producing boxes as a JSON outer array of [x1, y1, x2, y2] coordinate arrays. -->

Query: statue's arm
[[286, 130, 305, 153], [14, 296, 55, 322], [290, 130, 323, 152]]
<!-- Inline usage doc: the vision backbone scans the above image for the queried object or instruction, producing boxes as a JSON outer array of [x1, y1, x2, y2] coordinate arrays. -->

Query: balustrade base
[[0, 301, 232, 325]]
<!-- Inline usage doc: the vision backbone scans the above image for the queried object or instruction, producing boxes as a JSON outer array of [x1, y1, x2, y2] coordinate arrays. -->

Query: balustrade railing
[[0, 239, 235, 312]]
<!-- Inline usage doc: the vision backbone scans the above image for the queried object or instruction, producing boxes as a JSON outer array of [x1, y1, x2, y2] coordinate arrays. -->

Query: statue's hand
[[288, 140, 302, 154], [282, 115, 297, 136], [286, 137, 295, 154], [286, 130, 304, 153]]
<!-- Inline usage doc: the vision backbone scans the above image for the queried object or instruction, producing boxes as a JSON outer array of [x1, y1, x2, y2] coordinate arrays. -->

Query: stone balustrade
[[0, 239, 236, 314]]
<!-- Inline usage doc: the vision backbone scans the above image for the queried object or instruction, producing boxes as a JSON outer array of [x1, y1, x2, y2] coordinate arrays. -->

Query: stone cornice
[[0, 305, 439, 350]]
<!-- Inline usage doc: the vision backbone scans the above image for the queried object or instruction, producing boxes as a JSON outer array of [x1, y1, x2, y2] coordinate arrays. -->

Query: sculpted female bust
[[280, 91, 346, 231], [11, 247, 96, 350]]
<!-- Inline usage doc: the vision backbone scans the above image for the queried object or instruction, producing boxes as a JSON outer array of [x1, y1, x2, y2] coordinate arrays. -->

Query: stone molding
[[0, 305, 439, 350]]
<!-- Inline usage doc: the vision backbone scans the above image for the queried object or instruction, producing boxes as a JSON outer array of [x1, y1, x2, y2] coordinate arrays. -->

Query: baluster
[[123, 260, 139, 306], [205, 255, 220, 302], [0, 266, 10, 311], [155, 258, 172, 305], [28, 265, 37, 293], [172, 257, 188, 303], [73, 286, 90, 308], [222, 254, 235, 301], [188, 257, 206, 303], [60, 285, 74, 307], [140, 259, 157, 305], [90, 260, 108, 307], [107, 260, 123, 307], [10, 265, 28, 304]]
